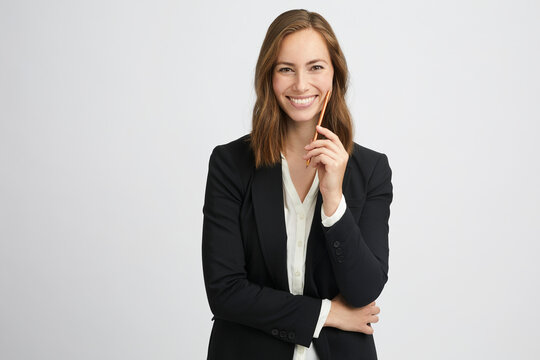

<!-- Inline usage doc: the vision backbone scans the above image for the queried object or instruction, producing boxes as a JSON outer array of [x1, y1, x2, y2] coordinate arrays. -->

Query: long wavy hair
[[251, 9, 353, 168]]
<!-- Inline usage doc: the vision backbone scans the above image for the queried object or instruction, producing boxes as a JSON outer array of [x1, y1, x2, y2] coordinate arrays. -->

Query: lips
[[286, 95, 318, 108]]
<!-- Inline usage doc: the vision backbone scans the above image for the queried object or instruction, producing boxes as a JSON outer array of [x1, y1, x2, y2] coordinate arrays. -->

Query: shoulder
[[207, 134, 255, 189], [212, 134, 251, 155], [350, 142, 391, 173], [210, 134, 253, 168], [348, 143, 392, 193]]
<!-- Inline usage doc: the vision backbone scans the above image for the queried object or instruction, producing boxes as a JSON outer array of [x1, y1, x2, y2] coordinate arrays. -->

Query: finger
[[305, 139, 340, 153], [372, 306, 380, 315], [307, 154, 324, 169], [316, 125, 345, 150], [362, 324, 374, 335], [308, 153, 334, 169], [304, 147, 339, 162], [370, 315, 379, 323]]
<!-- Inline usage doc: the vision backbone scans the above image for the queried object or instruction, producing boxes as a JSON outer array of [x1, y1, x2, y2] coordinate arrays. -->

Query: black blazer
[[202, 135, 393, 360]]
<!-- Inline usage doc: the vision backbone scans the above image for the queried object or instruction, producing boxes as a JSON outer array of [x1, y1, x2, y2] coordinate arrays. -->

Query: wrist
[[324, 298, 340, 328], [324, 300, 335, 327], [322, 192, 342, 217]]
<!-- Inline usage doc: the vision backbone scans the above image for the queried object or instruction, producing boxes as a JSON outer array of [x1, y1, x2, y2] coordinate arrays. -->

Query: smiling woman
[[202, 9, 393, 360], [251, 10, 354, 169], [272, 29, 334, 123]]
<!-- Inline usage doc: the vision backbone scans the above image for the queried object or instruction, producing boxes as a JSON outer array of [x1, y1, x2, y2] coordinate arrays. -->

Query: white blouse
[[281, 154, 347, 360]]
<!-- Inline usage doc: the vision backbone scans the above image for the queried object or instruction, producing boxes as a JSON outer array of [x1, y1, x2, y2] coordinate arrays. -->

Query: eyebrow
[[275, 59, 329, 66]]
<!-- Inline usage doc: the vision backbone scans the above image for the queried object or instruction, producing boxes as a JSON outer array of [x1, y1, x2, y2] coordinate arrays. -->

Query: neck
[[284, 117, 317, 158]]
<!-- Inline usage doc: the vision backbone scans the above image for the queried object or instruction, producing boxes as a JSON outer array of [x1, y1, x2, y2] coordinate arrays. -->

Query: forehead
[[276, 28, 330, 62]]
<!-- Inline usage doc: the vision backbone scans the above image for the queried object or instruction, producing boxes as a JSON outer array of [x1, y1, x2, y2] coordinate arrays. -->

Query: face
[[272, 28, 334, 124]]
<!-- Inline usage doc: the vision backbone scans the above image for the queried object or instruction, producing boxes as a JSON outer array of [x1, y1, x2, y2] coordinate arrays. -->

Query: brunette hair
[[250, 9, 354, 168]]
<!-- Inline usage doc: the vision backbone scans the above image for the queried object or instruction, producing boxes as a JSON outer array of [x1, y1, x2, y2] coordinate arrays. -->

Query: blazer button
[[337, 256, 345, 263], [335, 248, 343, 255], [288, 331, 295, 340], [333, 240, 341, 248], [271, 329, 279, 336], [279, 330, 287, 339]]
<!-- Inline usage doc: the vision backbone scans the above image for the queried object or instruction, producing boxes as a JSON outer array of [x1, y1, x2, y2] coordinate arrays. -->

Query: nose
[[292, 70, 308, 93]]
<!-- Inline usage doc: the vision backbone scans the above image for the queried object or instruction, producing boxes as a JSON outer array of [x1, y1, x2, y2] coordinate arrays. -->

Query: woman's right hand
[[324, 294, 380, 334]]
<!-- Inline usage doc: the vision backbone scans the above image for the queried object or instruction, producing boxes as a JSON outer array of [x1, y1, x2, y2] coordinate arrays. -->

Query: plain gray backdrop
[[1, 0, 539, 359]]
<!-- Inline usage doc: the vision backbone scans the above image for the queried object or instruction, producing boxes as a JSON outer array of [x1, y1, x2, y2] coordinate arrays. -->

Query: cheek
[[325, 70, 335, 89], [272, 74, 283, 96]]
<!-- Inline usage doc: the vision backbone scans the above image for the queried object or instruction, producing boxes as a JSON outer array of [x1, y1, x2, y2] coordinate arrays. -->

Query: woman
[[202, 9, 393, 360]]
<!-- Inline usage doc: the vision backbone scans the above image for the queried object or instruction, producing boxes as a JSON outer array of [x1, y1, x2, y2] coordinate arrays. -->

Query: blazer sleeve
[[322, 152, 393, 307], [202, 145, 321, 347]]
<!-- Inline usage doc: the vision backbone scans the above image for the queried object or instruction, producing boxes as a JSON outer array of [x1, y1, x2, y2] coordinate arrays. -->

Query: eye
[[278, 67, 293, 73], [311, 65, 324, 70]]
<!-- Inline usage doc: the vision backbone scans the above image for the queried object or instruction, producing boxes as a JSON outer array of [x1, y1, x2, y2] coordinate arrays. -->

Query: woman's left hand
[[304, 125, 348, 216]]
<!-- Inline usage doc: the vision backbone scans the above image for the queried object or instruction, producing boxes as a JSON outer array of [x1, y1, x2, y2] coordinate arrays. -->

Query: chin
[[285, 111, 317, 123], [289, 117, 315, 123]]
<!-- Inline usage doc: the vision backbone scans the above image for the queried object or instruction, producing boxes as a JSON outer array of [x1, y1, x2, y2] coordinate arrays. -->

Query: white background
[[1, 1, 539, 359]]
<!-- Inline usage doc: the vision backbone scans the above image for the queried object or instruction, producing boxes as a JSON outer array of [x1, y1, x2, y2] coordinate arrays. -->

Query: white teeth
[[289, 96, 315, 105]]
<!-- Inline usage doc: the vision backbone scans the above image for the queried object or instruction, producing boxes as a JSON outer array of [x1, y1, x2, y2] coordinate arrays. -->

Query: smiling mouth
[[286, 95, 317, 106]]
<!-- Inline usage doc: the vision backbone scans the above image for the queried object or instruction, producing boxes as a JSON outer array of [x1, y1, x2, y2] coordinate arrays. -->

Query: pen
[[306, 90, 331, 167]]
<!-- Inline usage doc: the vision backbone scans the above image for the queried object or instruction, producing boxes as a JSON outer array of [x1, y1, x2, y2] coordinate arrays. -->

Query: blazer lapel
[[252, 163, 290, 292], [304, 192, 323, 297]]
